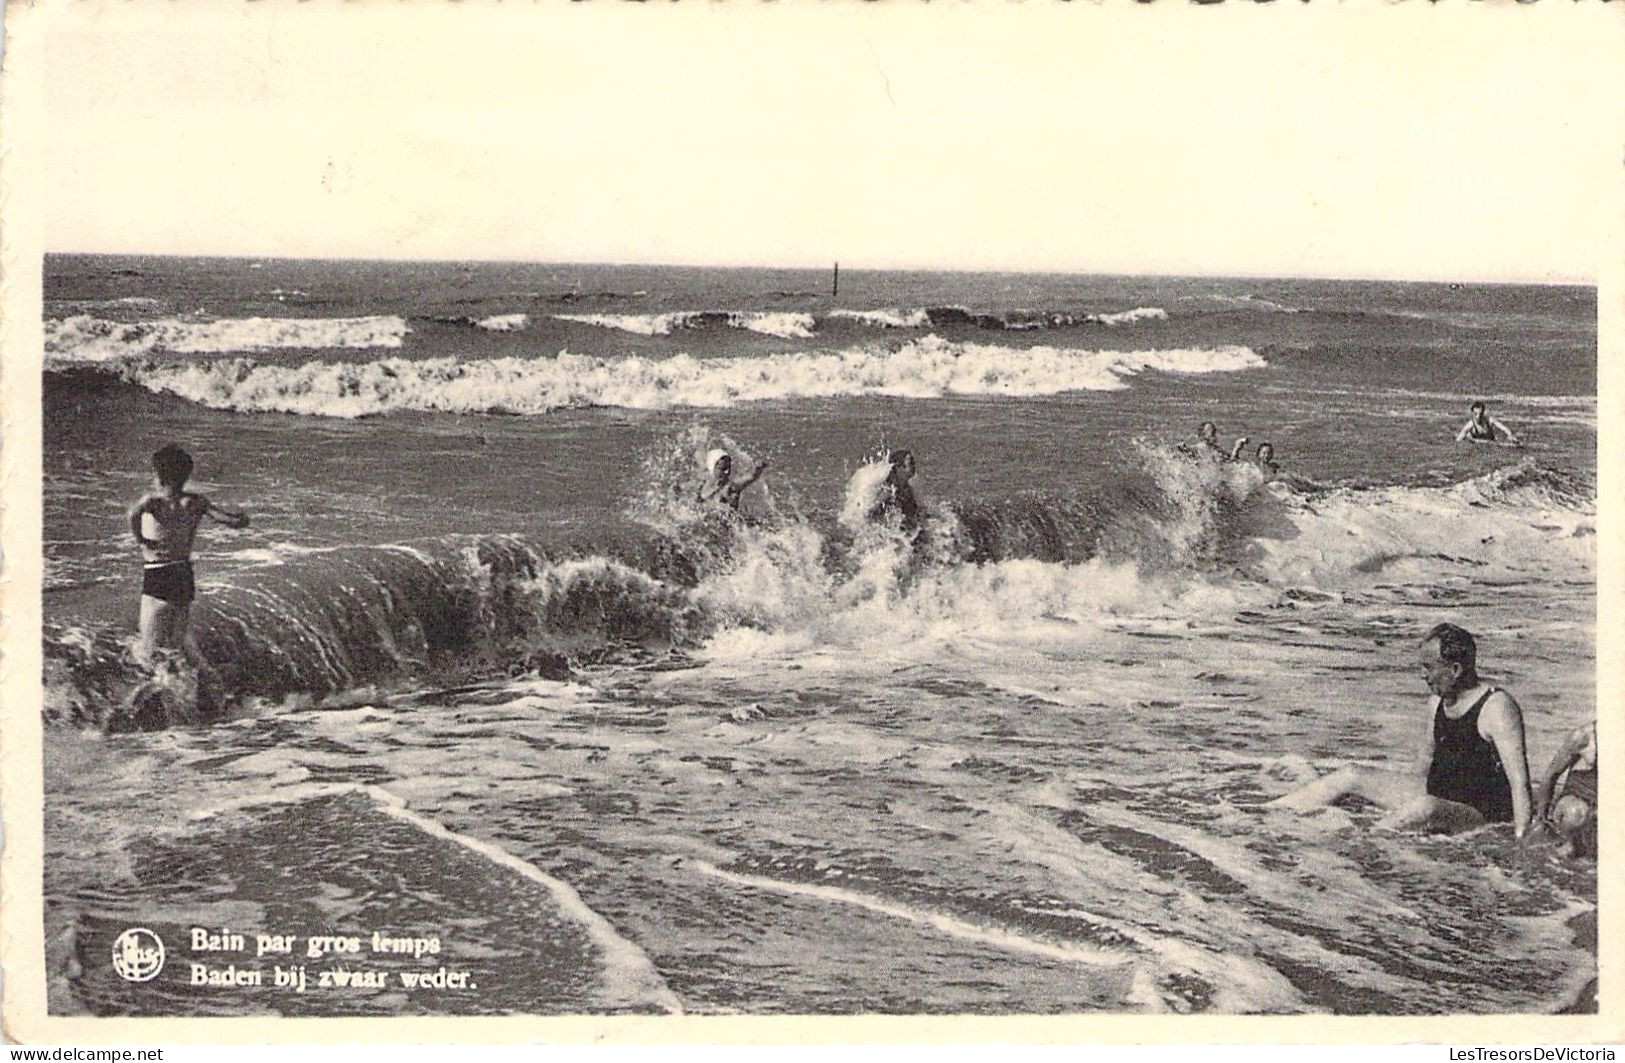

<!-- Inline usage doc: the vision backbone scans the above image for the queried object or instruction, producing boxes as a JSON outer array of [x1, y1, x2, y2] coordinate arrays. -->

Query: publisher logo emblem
[[111, 927, 165, 982]]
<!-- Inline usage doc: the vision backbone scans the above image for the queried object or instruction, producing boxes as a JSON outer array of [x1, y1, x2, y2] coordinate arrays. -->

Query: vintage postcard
[[2, 0, 1620, 1045]]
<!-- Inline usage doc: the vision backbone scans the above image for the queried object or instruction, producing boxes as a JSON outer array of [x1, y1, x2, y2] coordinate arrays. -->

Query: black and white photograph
[[2, 1, 1618, 1039]]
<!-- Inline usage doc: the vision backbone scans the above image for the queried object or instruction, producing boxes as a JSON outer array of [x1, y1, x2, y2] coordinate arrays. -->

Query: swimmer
[[697, 449, 767, 511], [868, 448, 922, 538], [1268, 623, 1533, 838], [1177, 421, 1226, 460], [1456, 401, 1521, 446], [1534, 721, 1596, 857], [127, 444, 250, 660], [1253, 442, 1280, 479]]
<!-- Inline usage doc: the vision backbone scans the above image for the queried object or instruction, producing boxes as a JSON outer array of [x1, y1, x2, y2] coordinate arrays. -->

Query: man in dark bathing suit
[[1269, 623, 1533, 838]]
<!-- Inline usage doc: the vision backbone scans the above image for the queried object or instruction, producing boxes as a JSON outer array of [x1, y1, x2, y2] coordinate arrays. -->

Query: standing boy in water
[[1268, 623, 1533, 839], [128, 444, 249, 659], [1456, 401, 1521, 445]]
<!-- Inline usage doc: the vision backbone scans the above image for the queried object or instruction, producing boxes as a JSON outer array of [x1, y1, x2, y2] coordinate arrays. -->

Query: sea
[[38, 254, 1597, 1016]]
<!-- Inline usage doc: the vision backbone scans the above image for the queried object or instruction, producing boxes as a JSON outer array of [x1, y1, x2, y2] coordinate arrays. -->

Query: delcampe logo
[[111, 927, 165, 982]]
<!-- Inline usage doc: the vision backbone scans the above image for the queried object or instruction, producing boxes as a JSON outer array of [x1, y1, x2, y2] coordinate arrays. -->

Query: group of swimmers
[[130, 441, 923, 658], [128, 407, 1591, 855], [697, 445, 921, 535], [1188, 400, 1520, 487], [1194, 420, 1281, 477]]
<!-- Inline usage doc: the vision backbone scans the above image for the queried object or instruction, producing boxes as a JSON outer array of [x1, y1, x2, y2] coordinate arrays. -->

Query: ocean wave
[[44, 314, 409, 364], [425, 313, 531, 331], [831, 306, 1172, 331], [1245, 460, 1594, 588], [474, 313, 530, 332], [556, 311, 816, 339], [1094, 306, 1170, 326], [40, 454, 1591, 732], [1201, 294, 1306, 314], [47, 296, 167, 313], [828, 308, 933, 329], [102, 336, 1268, 418]]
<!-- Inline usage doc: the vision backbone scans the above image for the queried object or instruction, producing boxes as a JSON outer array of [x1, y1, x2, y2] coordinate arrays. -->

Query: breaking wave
[[90, 336, 1267, 418], [830, 306, 1170, 330], [556, 311, 816, 339], [828, 308, 933, 329], [41, 445, 1589, 732], [44, 314, 410, 364], [433, 313, 531, 332]]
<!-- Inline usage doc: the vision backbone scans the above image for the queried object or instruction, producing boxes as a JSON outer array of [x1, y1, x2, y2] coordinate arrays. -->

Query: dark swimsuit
[[1467, 418, 1497, 441], [1425, 688, 1513, 822], [1561, 767, 1597, 808], [141, 560, 195, 605]]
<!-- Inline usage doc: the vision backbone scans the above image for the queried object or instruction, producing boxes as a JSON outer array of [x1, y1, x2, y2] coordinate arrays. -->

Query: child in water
[[1534, 721, 1597, 857], [127, 444, 249, 659], [697, 449, 768, 511]]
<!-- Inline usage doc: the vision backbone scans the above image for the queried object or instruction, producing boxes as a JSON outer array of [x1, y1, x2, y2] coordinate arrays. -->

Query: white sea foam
[[731, 311, 816, 338], [1246, 468, 1594, 589], [827, 308, 932, 329], [116, 335, 1268, 418], [827, 306, 1168, 329], [1093, 306, 1169, 326], [1204, 294, 1305, 314], [555, 312, 698, 336], [473, 313, 530, 332], [688, 859, 1167, 1012], [555, 310, 816, 339], [45, 314, 410, 363], [191, 783, 682, 1013]]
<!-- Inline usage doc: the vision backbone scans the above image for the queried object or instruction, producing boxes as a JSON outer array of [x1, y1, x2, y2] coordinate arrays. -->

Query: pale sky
[[37, 3, 1624, 282]]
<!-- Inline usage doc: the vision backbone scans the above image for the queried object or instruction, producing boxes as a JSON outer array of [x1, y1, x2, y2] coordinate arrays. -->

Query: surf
[[44, 314, 410, 364], [74, 336, 1266, 417], [42, 436, 1590, 732]]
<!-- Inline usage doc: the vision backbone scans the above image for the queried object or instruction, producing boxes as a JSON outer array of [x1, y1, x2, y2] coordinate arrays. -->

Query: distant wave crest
[[475, 313, 530, 332], [827, 308, 933, 329], [103, 336, 1268, 418], [45, 314, 410, 363], [831, 306, 1169, 330], [557, 311, 816, 339]]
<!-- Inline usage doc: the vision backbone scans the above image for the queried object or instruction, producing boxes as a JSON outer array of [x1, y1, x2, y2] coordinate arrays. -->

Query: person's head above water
[[1199, 422, 1217, 442], [1419, 622, 1479, 698], [1470, 401, 1488, 416], [706, 448, 732, 482], [1256, 442, 1274, 463], [151, 443, 194, 490], [888, 449, 916, 480]]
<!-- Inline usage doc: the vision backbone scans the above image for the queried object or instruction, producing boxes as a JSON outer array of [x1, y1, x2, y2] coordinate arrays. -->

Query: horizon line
[[40, 249, 1596, 289]]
